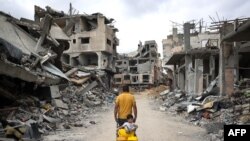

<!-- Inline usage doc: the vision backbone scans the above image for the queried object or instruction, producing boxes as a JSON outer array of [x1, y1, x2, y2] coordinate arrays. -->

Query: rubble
[[160, 18, 250, 140], [0, 4, 118, 140], [0, 73, 116, 140], [155, 83, 250, 141]]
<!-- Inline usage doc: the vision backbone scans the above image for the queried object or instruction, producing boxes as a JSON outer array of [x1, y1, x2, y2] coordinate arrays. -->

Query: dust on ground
[[44, 89, 209, 141]]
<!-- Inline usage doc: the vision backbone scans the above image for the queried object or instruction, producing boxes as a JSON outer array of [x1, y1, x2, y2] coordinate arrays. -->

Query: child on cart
[[117, 114, 138, 134]]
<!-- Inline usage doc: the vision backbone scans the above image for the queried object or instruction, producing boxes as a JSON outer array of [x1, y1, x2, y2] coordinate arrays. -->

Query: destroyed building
[[163, 23, 221, 95], [163, 18, 250, 96], [33, 5, 119, 72], [219, 18, 250, 96], [0, 10, 70, 98], [114, 40, 162, 87], [159, 18, 250, 141], [0, 4, 118, 140]]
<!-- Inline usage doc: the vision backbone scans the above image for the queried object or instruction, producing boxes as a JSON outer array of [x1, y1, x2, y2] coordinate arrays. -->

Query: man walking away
[[114, 85, 137, 126]]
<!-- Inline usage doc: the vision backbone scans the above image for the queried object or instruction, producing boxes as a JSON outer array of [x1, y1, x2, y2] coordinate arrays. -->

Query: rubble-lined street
[[44, 93, 209, 141], [1, 1, 250, 141]]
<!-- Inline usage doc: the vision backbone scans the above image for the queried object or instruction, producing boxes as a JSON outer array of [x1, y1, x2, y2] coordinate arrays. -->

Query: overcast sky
[[1, 0, 250, 55]]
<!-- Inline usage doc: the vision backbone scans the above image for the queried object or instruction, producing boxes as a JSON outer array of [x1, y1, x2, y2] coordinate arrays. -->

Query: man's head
[[122, 85, 129, 92], [127, 114, 134, 123]]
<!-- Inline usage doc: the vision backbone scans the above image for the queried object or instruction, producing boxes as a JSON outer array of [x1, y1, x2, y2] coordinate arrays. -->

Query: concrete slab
[[52, 99, 68, 109], [50, 85, 61, 99]]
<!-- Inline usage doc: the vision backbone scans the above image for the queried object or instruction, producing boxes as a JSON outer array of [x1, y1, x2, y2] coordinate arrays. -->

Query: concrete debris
[[0, 76, 115, 140], [187, 105, 200, 113], [43, 115, 61, 123], [155, 70, 250, 140], [203, 77, 218, 94], [75, 71, 91, 78], [50, 85, 61, 99], [52, 99, 69, 110], [159, 106, 167, 112], [160, 89, 170, 96], [155, 84, 250, 141], [77, 81, 98, 95], [0, 4, 118, 140], [65, 68, 78, 77]]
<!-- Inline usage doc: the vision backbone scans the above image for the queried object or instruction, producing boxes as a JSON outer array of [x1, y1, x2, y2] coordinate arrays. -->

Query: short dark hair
[[123, 85, 129, 92], [127, 114, 133, 120]]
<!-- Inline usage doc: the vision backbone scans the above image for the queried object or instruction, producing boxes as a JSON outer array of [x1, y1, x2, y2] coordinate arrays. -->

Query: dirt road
[[44, 94, 209, 141]]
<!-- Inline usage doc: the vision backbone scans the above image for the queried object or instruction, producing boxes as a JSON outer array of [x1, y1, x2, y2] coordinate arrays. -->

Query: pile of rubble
[[0, 71, 116, 140], [156, 78, 250, 141], [0, 6, 118, 141]]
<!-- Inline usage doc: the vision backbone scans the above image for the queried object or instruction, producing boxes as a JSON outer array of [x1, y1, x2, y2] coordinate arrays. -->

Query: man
[[114, 85, 137, 126]]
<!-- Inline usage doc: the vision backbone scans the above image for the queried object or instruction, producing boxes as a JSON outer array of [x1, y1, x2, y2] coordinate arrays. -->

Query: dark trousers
[[117, 118, 127, 126]]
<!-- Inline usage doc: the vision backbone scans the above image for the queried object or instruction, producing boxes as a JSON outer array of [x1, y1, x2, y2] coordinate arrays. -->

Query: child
[[117, 114, 138, 133]]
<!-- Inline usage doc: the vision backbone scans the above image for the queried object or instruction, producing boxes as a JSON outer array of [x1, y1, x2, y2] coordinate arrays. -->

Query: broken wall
[[137, 61, 151, 73], [63, 15, 117, 54], [190, 33, 220, 48]]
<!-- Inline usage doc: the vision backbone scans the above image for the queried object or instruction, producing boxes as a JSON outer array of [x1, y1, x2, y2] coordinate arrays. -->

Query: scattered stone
[[89, 121, 96, 124], [74, 122, 83, 127], [53, 99, 69, 110], [160, 89, 169, 96], [159, 106, 166, 111], [203, 122, 224, 134], [62, 110, 69, 116], [63, 123, 71, 129]]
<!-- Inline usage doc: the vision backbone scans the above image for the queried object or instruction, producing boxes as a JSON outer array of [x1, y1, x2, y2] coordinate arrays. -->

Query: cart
[[116, 128, 138, 141]]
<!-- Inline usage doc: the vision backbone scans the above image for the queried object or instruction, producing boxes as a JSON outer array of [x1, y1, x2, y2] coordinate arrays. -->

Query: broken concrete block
[[242, 110, 249, 115], [83, 98, 101, 107], [238, 114, 250, 123], [70, 77, 90, 85], [52, 99, 68, 109], [43, 115, 61, 123], [234, 105, 242, 111], [242, 103, 250, 109], [87, 93, 96, 100], [187, 105, 200, 113], [65, 67, 78, 77], [175, 93, 183, 98], [62, 110, 69, 116], [63, 123, 71, 129], [89, 121, 96, 124], [50, 85, 61, 99], [77, 81, 98, 95], [74, 122, 83, 127], [159, 106, 166, 111], [160, 89, 169, 96], [76, 71, 91, 78]]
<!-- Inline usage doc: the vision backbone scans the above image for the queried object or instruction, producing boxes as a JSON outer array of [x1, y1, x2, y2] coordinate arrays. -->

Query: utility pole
[[69, 3, 72, 16]]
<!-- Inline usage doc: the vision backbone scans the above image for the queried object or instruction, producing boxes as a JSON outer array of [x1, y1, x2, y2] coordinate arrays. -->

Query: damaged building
[[0, 10, 71, 140], [0, 10, 70, 99], [162, 18, 250, 96], [114, 40, 162, 87], [33, 5, 119, 72], [219, 18, 250, 96], [0, 4, 118, 140], [159, 18, 250, 141], [163, 25, 220, 95]]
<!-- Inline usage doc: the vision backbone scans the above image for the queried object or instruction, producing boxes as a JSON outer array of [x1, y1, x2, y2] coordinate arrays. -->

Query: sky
[[1, 0, 250, 56]]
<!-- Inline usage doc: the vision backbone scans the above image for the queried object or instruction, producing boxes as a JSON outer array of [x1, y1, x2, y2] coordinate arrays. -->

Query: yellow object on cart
[[116, 129, 138, 141]]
